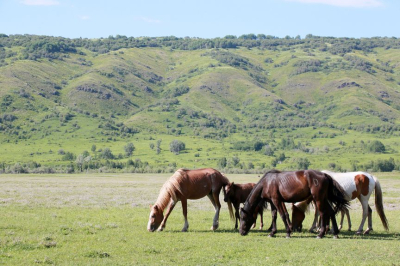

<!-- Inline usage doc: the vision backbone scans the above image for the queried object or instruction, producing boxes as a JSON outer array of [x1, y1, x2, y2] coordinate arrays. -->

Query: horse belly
[[184, 179, 212, 199], [280, 188, 310, 202]]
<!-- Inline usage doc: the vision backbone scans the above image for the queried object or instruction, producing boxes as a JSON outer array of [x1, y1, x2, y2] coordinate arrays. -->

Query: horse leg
[[338, 210, 345, 231], [234, 203, 240, 230], [283, 202, 291, 228], [272, 199, 291, 238], [208, 193, 221, 230], [158, 199, 176, 231], [309, 208, 319, 233], [345, 208, 352, 231], [364, 205, 373, 234], [259, 208, 264, 230], [181, 198, 189, 232], [268, 204, 278, 237], [329, 205, 340, 238], [316, 200, 328, 238], [356, 198, 369, 235]]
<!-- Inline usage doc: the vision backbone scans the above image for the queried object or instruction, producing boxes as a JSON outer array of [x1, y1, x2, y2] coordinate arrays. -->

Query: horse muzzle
[[239, 229, 248, 236]]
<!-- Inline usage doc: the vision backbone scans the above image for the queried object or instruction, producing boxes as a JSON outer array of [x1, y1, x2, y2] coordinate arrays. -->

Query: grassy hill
[[1, 34, 400, 173]]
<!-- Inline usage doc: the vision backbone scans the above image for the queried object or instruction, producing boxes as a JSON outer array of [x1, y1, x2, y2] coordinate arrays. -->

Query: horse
[[147, 168, 234, 232], [291, 171, 389, 235], [223, 182, 268, 230], [239, 169, 349, 238]]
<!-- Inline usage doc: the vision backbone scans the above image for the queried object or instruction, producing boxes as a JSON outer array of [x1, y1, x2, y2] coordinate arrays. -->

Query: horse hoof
[[286, 235, 291, 239], [363, 230, 370, 235], [333, 235, 339, 239], [268, 234, 275, 238], [316, 236, 322, 239], [356, 231, 362, 235]]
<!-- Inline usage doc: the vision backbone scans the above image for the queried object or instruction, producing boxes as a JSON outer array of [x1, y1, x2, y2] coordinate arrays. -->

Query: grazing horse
[[147, 168, 234, 232], [291, 171, 389, 235], [239, 170, 349, 238], [223, 182, 267, 230]]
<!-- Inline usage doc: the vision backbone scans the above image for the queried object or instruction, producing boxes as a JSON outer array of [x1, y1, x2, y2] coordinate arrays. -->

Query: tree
[[156, 139, 162, 154], [169, 140, 185, 155], [75, 154, 84, 172], [218, 157, 227, 168], [368, 140, 385, 153], [254, 141, 264, 151], [91, 144, 96, 153], [297, 158, 311, 169], [124, 142, 135, 157], [100, 148, 114, 159]]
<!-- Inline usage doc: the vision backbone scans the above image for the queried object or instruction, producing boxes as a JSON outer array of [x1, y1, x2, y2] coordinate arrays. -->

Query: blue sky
[[0, 0, 398, 39]]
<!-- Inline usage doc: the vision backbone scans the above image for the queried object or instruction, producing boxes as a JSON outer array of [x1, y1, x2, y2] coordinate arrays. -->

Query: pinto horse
[[223, 182, 267, 230], [147, 168, 234, 232], [291, 171, 389, 235], [239, 170, 349, 238]]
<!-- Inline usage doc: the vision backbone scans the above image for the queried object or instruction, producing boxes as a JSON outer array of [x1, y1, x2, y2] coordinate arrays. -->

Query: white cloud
[[135, 17, 161, 24], [22, 0, 60, 6], [283, 0, 384, 8], [80, 15, 90, 20]]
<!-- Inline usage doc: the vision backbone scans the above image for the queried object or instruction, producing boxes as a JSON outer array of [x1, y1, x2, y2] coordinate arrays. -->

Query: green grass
[[0, 173, 399, 265]]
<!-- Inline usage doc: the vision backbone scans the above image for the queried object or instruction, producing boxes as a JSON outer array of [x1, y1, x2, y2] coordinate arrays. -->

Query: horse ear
[[240, 207, 248, 215], [231, 182, 234, 186]]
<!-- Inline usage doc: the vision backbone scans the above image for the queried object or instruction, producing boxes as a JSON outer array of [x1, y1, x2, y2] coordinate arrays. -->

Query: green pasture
[[0, 173, 399, 265]]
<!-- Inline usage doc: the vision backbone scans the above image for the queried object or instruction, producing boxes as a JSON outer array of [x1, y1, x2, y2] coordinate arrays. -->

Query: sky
[[0, 0, 399, 39]]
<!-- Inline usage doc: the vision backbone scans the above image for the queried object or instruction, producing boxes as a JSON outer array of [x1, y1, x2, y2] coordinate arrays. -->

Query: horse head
[[239, 207, 256, 236], [291, 204, 305, 232], [147, 205, 164, 232], [223, 182, 234, 202]]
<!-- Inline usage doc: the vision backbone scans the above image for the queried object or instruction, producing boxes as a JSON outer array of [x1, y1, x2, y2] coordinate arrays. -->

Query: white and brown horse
[[291, 171, 389, 235], [147, 168, 234, 232]]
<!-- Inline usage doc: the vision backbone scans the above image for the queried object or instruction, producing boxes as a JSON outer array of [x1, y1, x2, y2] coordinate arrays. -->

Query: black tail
[[325, 173, 350, 214]]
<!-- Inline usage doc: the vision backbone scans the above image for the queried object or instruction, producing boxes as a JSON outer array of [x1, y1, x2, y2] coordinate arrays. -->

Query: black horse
[[239, 170, 349, 238]]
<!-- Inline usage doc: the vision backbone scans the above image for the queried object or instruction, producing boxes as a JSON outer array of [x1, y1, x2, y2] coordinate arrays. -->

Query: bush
[[368, 140, 385, 153], [169, 140, 185, 155]]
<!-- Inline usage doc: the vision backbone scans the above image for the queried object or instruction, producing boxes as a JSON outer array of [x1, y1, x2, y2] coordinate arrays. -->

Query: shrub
[[368, 140, 385, 153], [169, 140, 185, 155]]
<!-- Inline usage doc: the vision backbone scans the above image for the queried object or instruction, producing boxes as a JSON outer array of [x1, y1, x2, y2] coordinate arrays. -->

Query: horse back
[[176, 168, 227, 199], [234, 183, 256, 203]]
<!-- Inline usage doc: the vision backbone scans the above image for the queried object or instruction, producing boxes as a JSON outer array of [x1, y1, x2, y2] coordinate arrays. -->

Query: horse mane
[[154, 169, 186, 211], [266, 169, 282, 174]]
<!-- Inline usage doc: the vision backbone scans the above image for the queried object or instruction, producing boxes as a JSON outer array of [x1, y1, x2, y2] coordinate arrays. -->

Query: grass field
[[0, 173, 399, 265]]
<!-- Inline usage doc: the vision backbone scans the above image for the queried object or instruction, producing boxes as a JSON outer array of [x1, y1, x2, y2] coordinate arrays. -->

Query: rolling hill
[[0, 34, 400, 173]]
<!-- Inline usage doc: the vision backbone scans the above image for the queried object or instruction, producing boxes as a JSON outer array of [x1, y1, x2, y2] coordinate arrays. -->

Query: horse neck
[[243, 183, 262, 213], [154, 182, 175, 212]]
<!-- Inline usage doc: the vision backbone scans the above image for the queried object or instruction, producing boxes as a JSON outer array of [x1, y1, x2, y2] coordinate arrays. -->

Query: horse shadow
[[164, 228, 399, 240]]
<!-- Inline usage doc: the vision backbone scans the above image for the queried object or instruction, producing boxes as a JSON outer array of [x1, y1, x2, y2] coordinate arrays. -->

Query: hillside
[[1, 34, 400, 173]]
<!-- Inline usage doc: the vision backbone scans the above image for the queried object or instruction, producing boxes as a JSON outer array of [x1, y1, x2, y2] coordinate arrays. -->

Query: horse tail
[[373, 175, 389, 231], [325, 173, 349, 214], [219, 171, 235, 221]]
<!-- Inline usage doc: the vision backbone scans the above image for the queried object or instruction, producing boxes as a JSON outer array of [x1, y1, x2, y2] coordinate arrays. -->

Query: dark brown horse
[[239, 170, 349, 238], [147, 168, 234, 232], [223, 182, 267, 230]]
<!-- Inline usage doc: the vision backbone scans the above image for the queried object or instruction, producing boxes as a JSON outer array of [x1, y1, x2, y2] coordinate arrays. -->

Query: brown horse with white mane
[[239, 169, 349, 238], [147, 168, 234, 232], [224, 182, 267, 230]]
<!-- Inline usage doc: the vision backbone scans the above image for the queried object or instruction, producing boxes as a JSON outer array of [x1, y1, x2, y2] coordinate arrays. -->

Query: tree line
[[1, 34, 400, 63]]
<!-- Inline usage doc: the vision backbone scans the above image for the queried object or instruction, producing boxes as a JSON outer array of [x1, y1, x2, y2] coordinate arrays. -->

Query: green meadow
[[0, 173, 399, 265]]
